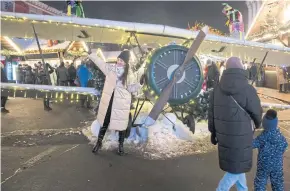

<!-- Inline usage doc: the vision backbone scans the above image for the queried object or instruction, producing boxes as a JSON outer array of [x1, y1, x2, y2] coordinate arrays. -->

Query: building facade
[[245, 0, 289, 47], [1, 0, 65, 16]]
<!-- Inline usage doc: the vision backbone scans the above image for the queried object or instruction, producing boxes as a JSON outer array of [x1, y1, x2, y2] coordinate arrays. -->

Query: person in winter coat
[[56, 62, 69, 86], [77, 62, 92, 108], [24, 66, 35, 84], [250, 62, 258, 81], [277, 66, 288, 93], [206, 59, 220, 89], [1, 63, 9, 113], [68, 63, 77, 86], [219, 61, 225, 80], [253, 109, 288, 191], [16, 64, 24, 84], [41, 63, 54, 111], [202, 64, 209, 91], [77, 62, 91, 88], [208, 57, 262, 190], [90, 50, 144, 156]]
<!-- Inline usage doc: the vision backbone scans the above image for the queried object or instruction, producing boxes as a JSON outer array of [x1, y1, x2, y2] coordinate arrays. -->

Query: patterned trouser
[[254, 166, 284, 191]]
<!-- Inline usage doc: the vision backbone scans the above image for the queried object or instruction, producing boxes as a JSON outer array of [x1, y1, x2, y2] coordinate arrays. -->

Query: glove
[[211, 133, 218, 145]]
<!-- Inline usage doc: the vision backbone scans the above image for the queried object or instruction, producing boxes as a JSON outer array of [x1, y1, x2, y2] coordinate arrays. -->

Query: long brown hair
[[121, 62, 129, 86]]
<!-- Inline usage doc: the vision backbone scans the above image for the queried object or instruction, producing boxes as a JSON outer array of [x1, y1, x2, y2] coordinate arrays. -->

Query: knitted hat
[[225, 57, 243, 69], [206, 59, 212, 65], [118, 50, 130, 65], [265, 109, 277, 120], [262, 109, 278, 131]]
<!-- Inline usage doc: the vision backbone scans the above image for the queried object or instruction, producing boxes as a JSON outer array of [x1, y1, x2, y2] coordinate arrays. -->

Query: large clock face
[[146, 45, 203, 105]]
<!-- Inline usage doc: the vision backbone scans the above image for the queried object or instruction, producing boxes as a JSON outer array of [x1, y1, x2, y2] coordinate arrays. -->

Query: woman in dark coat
[[208, 57, 262, 190]]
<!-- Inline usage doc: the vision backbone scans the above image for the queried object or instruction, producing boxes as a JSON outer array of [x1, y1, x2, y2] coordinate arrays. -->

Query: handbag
[[230, 95, 255, 132]]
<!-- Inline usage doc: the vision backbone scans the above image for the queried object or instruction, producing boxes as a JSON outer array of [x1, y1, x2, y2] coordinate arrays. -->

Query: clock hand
[[147, 26, 208, 124]]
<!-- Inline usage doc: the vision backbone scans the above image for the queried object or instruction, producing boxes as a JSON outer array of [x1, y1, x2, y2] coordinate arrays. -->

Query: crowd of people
[[2, 60, 97, 112], [16, 61, 77, 87]]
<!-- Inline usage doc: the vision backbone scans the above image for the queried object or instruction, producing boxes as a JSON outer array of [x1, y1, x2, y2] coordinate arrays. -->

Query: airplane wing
[[1, 11, 290, 66]]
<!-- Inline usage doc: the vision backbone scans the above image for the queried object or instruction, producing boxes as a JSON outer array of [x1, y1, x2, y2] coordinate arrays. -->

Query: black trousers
[[1, 96, 8, 108], [69, 80, 75, 86], [98, 92, 126, 144]]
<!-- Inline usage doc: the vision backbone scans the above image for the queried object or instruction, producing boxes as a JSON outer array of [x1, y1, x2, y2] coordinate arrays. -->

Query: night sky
[[43, 1, 248, 34]]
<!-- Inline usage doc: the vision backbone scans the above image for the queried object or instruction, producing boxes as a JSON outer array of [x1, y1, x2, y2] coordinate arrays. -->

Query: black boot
[[92, 139, 102, 154], [118, 143, 125, 156], [1, 108, 9, 113], [279, 84, 283, 93], [118, 130, 126, 156]]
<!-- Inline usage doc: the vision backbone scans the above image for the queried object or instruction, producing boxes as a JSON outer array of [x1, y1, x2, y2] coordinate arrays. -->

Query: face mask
[[116, 66, 125, 78]]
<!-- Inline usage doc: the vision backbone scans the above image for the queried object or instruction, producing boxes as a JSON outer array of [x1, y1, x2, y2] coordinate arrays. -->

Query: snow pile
[[82, 113, 214, 160]]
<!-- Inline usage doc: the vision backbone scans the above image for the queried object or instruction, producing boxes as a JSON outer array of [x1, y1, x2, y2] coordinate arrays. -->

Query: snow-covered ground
[[82, 112, 214, 160]]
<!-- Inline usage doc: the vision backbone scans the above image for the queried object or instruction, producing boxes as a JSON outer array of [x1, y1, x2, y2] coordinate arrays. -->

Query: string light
[[3, 36, 22, 53], [1, 89, 96, 102]]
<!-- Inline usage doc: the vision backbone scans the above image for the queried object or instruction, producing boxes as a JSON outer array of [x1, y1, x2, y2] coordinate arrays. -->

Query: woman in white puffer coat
[[89, 50, 144, 155]]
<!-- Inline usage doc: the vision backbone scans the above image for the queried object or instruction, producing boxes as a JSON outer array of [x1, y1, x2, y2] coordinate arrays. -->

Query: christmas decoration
[[0, 49, 24, 56], [0, 83, 99, 103], [222, 3, 244, 39], [188, 22, 225, 36], [171, 89, 211, 122], [66, 0, 85, 18], [86, 59, 106, 92]]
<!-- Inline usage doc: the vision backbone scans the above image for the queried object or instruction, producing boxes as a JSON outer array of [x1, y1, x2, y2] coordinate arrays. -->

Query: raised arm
[[88, 53, 109, 76]]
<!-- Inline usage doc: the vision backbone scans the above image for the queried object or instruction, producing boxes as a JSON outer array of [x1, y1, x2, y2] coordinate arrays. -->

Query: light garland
[[248, 23, 290, 42], [3, 36, 22, 53], [0, 49, 25, 56], [25, 49, 65, 54], [67, 50, 88, 56], [1, 88, 97, 102], [188, 22, 225, 36], [1, 16, 127, 32]]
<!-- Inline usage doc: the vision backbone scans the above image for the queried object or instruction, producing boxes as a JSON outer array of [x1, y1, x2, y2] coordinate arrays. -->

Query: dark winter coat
[[208, 68, 262, 173], [250, 64, 257, 80], [24, 70, 35, 84], [56, 66, 69, 82], [1, 67, 8, 82], [68, 65, 77, 81], [207, 63, 220, 82], [253, 116, 288, 171]]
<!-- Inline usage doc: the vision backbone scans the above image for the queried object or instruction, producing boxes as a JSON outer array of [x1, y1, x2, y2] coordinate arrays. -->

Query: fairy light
[[81, 41, 89, 52], [245, 1, 266, 39], [3, 36, 22, 53]]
